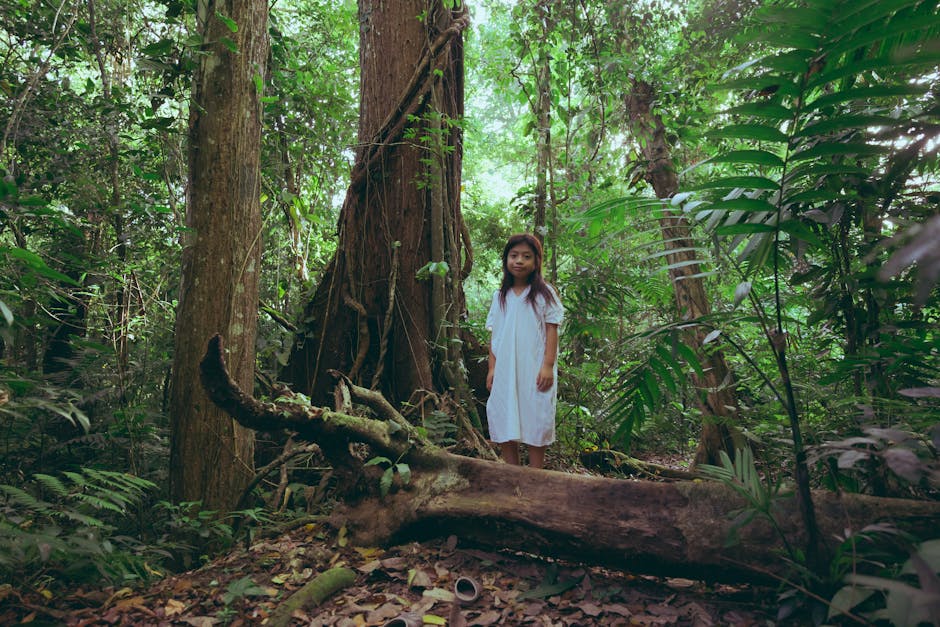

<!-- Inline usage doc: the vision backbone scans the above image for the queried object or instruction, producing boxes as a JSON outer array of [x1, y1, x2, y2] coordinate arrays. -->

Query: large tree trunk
[[283, 1, 472, 412], [624, 79, 742, 468], [168, 0, 268, 511], [201, 335, 940, 583]]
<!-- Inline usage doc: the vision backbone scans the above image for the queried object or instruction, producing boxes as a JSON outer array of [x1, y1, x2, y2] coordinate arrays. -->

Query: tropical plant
[[0, 469, 158, 586]]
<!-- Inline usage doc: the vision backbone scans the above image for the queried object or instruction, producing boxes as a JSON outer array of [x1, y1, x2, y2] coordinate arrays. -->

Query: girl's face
[[506, 242, 538, 283]]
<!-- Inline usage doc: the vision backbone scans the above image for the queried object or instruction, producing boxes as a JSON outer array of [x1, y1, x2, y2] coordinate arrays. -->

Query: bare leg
[[500, 442, 520, 465], [528, 445, 547, 469]]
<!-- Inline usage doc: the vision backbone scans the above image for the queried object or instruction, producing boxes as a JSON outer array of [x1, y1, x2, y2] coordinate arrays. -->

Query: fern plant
[[698, 447, 794, 557], [603, 325, 706, 446], [0, 469, 158, 586]]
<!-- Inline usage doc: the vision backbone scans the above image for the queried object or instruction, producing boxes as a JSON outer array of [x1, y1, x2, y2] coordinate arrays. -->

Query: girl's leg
[[500, 441, 520, 465], [528, 445, 547, 469]]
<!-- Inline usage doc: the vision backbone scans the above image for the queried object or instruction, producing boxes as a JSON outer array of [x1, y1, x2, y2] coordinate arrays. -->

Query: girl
[[485, 233, 564, 469]]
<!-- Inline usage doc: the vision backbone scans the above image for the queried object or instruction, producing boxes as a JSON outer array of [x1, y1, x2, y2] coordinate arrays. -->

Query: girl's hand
[[486, 369, 494, 391], [536, 365, 554, 392]]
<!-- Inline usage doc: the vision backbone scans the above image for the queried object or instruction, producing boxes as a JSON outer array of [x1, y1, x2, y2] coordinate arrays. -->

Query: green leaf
[[715, 76, 798, 98], [33, 474, 68, 497], [757, 50, 810, 74], [708, 150, 785, 168], [654, 342, 684, 376], [220, 37, 239, 53], [640, 247, 706, 262], [828, 11, 940, 58], [785, 162, 869, 182], [2, 247, 81, 286], [648, 357, 677, 394], [783, 187, 851, 205], [780, 220, 823, 246], [140, 38, 174, 56], [808, 52, 940, 89], [674, 342, 705, 377], [794, 115, 904, 137], [789, 141, 887, 163], [395, 463, 411, 485], [707, 198, 779, 213], [0, 300, 13, 325], [757, 6, 831, 29], [707, 124, 789, 143], [715, 223, 778, 236], [636, 377, 655, 411], [835, 0, 920, 33], [216, 12, 238, 32], [365, 456, 391, 467], [807, 85, 929, 111], [828, 586, 877, 619], [751, 27, 820, 51], [689, 176, 780, 191], [722, 102, 794, 121], [379, 467, 394, 497]]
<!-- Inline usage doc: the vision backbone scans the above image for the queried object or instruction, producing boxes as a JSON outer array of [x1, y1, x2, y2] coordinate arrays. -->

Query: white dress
[[485, 285, 564, 446]]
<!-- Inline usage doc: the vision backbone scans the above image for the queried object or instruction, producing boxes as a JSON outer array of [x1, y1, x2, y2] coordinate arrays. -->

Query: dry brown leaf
[[164, 598, 186, 617], [467, 609, 501, 625], [179, 616, 220, 626], [422, 587, 456, 603], [365, 601, 401, 622], [603, 602, 634, 617], [357, 559, 383, 573], [380, 557, 409, 571], [408, 568, 433, 588], [647, 603, 683, 617], [577, 600, 603, 616], [523, 600, 547, 616], [114, 595, 147, 609], [665, 577, 696, 590]]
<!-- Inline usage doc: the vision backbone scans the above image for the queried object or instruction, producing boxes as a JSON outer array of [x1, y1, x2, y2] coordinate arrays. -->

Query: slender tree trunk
[[532, 1, 553, 242], [169, 0, 268, 511], [86, 0, 131, 403], [283, 1, 471, 412], [624, 80, 742, 466]]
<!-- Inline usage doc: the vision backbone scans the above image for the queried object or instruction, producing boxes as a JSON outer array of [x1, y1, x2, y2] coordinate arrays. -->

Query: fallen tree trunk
[[201, 335, 940, 582]]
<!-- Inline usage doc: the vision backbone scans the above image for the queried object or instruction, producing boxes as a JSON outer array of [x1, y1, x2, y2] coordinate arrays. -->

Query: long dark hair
[[498, 233, 558, 310]]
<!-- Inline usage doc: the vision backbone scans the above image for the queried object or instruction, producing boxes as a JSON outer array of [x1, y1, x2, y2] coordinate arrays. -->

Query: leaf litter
[[1, 521, 777, 626]]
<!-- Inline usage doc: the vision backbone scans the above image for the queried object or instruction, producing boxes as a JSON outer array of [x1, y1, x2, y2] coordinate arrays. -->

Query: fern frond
[[33, 474, 68, 498], [0, 485, 53, 515]]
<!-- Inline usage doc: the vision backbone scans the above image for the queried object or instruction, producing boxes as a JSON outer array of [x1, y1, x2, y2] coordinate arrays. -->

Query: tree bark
[[202, 335, 940, 583], [624, 79, 742, 467], [168, 0, 268, 511], [282, 1, 472, 413]]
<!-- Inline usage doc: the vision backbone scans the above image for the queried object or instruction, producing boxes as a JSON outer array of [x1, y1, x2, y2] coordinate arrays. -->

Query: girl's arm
[[536, 323, 559, 392], [486, 346, 496, 391]]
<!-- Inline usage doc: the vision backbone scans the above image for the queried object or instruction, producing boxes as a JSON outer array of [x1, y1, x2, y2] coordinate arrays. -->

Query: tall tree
[[284, 1, 473, 417], [624, 79, 743, 466], [169, 0, 269, 511]]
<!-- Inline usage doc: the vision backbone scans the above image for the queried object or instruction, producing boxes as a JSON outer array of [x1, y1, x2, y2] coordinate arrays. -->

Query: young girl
[[485, 233, 564, 469]]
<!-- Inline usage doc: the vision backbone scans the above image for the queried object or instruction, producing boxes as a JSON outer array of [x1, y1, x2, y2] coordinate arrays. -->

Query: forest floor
[[1, 453, 792, 626]]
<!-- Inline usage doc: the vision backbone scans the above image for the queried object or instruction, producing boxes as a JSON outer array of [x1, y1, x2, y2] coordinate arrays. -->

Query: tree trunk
[[532, 0, 553, 243], [624, 79, 742, 467], [201, 334, 940, 583], [283, 1, 472, 410], [168, 0, 268, 512]]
